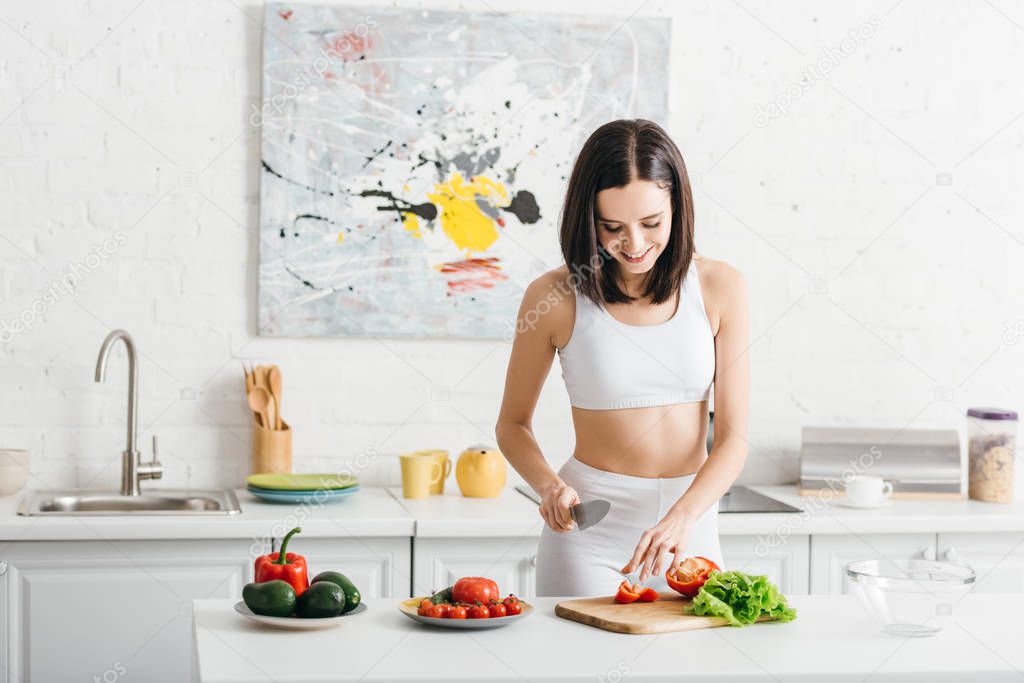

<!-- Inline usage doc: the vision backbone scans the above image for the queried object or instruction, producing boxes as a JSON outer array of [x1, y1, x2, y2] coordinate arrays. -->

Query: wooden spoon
[[247, 386, 272, 430], [267, 365, 283, 430]]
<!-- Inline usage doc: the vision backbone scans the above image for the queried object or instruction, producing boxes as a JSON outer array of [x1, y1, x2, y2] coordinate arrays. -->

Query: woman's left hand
[[620, 510, 693, 584]]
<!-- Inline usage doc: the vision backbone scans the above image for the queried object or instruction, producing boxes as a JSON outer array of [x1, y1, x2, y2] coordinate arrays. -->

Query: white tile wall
[[1, 0, 1022, 491]]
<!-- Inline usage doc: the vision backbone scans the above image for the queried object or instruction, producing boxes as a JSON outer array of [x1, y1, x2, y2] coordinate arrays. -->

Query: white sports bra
[[556, 260, 715, 410]]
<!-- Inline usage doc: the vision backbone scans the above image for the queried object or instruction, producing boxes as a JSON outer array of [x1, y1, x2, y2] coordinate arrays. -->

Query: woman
[[495, 119, 750, 597]]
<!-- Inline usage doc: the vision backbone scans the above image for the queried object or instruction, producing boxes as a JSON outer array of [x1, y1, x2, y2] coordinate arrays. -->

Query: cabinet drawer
[[413, 537, 539, 599], [810, 533, 936, 594], [720, 534, 810, 594], [938, 532, 1024, 593]]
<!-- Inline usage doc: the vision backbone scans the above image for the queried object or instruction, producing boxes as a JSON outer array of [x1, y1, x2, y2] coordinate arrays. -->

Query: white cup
[[844, 475, 894, 507]]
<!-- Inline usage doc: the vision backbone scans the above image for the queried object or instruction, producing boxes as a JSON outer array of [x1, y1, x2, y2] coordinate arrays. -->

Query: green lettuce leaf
[[688, 570, 797, 627]]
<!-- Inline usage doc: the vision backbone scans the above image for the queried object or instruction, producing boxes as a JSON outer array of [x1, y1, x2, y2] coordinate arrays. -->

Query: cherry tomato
[[452, 577, 500, 605], [488, 602, 507, 618], [504, 600, 523, 616], [666, 556, 720, 597], [425, 604, 446, 618], [502, 594, 520, 607], [434, 603, 451, 618], [468, 603, 491, 619], [417, 599, 433, 616], [448, 605, 468, 619]]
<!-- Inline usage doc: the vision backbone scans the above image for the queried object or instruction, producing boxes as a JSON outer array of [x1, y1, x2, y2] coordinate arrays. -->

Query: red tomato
[[448, 605, 468, 619], [424, 604, 446, 618], [452, 577, 500, 605], [468, 603, 491, 619], [614, 581, 642, 604], [637, 587, 660, 602], [488, 602, 507, 618], [666, 556, 720, 597], [417, 599, 432, 616], [434, 603, 451, 618], [503, 594, 523, 613]]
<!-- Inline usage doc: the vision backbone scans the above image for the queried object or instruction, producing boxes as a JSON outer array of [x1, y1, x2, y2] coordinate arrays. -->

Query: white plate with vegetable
[[234, 601, 367, 630]]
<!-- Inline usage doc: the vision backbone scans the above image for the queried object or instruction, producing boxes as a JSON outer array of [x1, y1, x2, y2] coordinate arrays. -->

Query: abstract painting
[[257, 3, 670, 338]]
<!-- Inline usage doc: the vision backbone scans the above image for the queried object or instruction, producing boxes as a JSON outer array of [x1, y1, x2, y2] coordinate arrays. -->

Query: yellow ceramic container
[[455, 444, 506, 498]]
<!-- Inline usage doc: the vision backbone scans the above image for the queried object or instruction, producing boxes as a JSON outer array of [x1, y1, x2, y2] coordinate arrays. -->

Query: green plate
[[245, 473, 359, 491]]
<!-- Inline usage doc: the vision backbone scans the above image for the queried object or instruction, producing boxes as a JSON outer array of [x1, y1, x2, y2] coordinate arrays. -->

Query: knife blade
[[570, 499, 611, 530], [514, 485, 611, 530]]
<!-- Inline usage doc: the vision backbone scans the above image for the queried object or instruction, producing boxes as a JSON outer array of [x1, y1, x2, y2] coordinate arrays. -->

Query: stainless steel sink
[[18, 489, 241, 516]]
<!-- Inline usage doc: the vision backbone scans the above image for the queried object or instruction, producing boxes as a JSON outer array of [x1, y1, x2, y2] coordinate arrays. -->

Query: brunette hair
[[559, 119, 694, 305]]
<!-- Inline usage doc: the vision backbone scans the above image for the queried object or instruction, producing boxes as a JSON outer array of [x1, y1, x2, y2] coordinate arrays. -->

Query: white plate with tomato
[[399, 577, 532, 629]]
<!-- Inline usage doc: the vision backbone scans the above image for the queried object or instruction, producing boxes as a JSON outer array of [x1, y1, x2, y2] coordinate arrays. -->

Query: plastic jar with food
[[967, 407, 1018, 503]]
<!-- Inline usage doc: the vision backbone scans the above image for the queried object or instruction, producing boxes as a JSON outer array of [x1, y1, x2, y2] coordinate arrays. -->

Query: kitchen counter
[[746, 485, 1024, 534], [386, 485, 541, 537], [388, 483, 1024, 537], [0, 487, 414, 541], [192, 594, 1024, 682], [3, 482, 1024, 542]]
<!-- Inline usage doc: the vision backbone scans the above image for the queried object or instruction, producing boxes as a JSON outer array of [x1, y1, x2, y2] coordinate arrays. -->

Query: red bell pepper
[[614, 580, 643, 604], [665, 556, 720, 597], [637, 586, 660, 602], [254, 526, 309, 596]]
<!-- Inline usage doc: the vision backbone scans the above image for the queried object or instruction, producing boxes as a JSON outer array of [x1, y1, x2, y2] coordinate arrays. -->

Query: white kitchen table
[[192, 594, 1024, 682]]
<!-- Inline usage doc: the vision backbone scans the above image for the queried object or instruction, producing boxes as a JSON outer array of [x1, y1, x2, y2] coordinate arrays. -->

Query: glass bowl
[[845, 559, 975, 637]]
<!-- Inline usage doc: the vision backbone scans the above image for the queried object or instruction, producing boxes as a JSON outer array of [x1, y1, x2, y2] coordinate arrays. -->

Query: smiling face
[[595, 179, 674, 284]]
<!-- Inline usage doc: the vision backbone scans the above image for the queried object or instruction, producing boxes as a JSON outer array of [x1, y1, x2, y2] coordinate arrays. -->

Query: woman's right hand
[[539, 481, 580, 532]]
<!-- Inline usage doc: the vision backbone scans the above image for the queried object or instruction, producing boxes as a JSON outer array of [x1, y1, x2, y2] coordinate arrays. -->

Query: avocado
[[311, 571, 362, 613], [295, 580, 345, 618], [242, 580, 296, 618]]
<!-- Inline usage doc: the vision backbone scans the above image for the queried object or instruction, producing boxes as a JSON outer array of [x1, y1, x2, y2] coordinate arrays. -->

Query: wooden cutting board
[[555, 592, 772, 634]]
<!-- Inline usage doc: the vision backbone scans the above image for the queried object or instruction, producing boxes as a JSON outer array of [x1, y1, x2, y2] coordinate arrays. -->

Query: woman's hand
[[620, 509, 694, 583], [539, 481, 580, 532]]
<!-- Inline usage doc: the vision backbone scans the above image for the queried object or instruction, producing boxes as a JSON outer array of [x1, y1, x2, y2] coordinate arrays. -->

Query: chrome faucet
[[94, 330, 162, 496]]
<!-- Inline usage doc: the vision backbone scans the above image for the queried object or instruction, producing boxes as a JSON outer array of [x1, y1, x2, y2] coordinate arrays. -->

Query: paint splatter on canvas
[[258, 3, 670, 338]]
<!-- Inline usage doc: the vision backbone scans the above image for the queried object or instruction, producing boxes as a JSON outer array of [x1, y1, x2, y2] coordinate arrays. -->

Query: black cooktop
[[718, 486, 800, 513]]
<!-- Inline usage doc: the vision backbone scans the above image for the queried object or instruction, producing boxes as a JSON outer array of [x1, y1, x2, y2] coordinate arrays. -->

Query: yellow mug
[[399, 453, 443, 499], [415, 449, 452, 495]]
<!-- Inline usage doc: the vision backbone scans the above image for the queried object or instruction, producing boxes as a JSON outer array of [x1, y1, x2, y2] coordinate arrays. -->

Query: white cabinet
[[413, 536, 540, 598], [299, 537, 410, 599], [809, 533, 936, 594], [0, 537, 409, 683], [938, 532, 1024, 593], [720, 534, 810, 594]]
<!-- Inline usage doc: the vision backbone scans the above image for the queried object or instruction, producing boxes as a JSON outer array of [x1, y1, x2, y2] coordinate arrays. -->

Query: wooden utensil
[[554, 592, 776, 634], [267, 365, 283, 430], [247, 386, 272, 430], [244, 363, 254, 396]]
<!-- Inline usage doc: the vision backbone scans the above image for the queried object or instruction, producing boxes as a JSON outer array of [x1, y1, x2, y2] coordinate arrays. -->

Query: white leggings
[[535, 456, 723, 597]]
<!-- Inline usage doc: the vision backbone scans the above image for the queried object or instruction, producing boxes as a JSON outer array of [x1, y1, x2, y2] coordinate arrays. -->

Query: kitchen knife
[[514, 485, 611, 530]]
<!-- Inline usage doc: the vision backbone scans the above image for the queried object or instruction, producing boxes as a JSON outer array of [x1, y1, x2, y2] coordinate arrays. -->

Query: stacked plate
[[246, 473, 360, 504]]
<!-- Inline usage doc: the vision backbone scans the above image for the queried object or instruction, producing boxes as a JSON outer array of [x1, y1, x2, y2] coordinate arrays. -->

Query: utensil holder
[[252, 420, 292, 475]]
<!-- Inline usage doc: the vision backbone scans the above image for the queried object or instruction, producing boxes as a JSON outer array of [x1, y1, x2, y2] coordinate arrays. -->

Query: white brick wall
[[1, 0, 1022, 492]]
